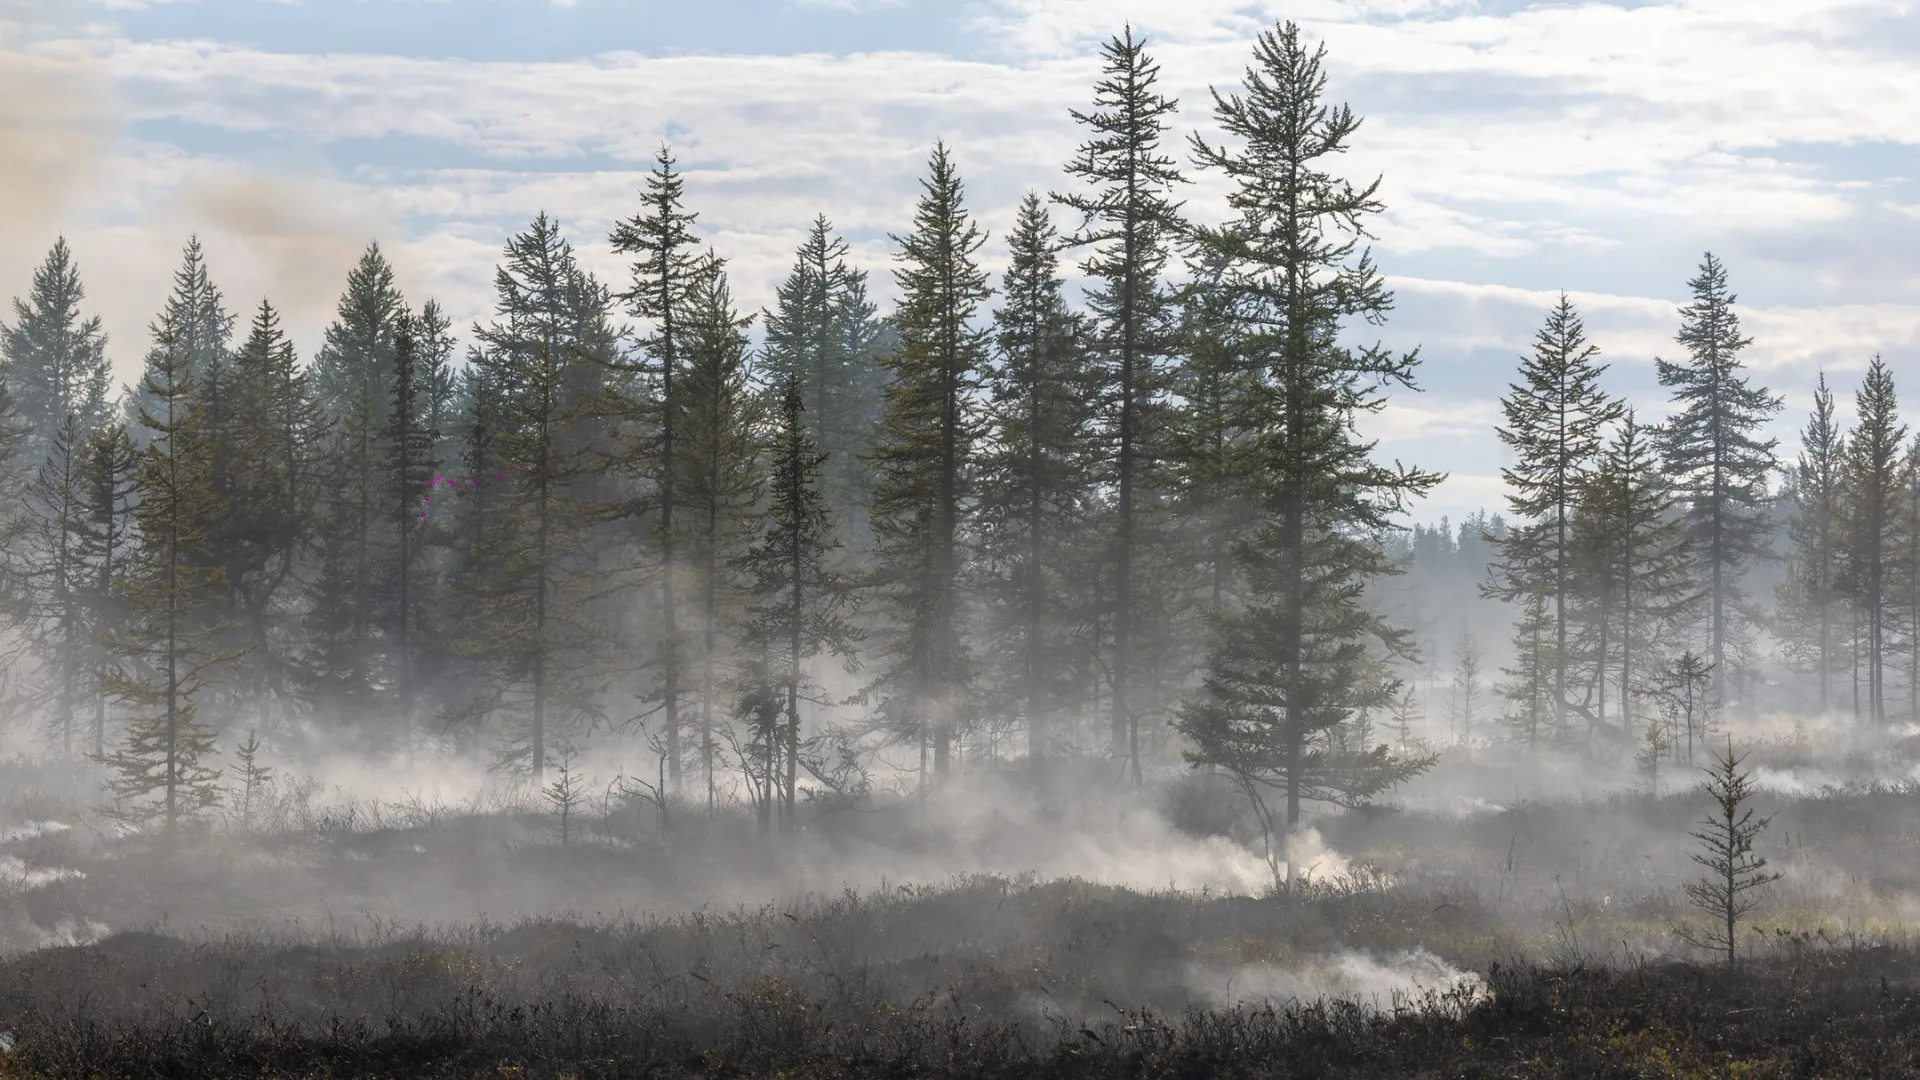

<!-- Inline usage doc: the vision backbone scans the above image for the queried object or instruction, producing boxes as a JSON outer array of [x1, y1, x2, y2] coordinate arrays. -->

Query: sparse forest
[[3, 17, 1920, 1079], [12, 19, 1914, 826]]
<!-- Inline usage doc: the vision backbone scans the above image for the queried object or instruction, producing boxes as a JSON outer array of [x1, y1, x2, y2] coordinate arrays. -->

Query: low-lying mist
[[3, 708, 1918, 956], [4, 711, 1920, 1076]]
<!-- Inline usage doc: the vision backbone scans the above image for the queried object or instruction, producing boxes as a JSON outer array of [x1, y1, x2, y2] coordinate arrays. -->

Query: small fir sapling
[[543, 741, 588, 848], [232, 729, 273, 832], [1677, 737, 1783, 968]]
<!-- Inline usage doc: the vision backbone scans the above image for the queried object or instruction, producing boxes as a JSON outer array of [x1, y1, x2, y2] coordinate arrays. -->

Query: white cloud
[[1360, 397, 1499, 445], [790, 0, 902, 9], [3, 0, 1916, 491], [1384, 275, 1920, 379]]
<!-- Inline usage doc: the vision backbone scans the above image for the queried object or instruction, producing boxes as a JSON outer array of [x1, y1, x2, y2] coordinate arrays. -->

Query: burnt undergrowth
[[0, 877, 1918, 1079], [1, 946, 1918, 1078]]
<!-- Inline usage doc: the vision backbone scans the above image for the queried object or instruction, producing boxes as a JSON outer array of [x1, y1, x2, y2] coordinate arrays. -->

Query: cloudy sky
[[3, 0, 1917, 522]]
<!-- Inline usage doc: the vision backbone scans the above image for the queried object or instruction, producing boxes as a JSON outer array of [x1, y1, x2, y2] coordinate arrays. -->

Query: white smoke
[[0, 854, 83, 893], [1186, 947, 1486, 1013], [0, 820, 71, 844], [1282, 826, 1353, 883], [32, 915, 107, 947]]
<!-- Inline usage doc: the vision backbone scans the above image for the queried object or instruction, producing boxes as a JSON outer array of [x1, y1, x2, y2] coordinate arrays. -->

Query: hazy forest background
[[0, 13, 1916, 846]]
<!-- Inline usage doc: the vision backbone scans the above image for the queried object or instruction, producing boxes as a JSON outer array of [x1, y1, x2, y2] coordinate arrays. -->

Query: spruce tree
[[223, 301, 325, 736], [230, 728, 273, 832], [434, 359, 509, 756], [1497, 584, 1558, 747], [300, 483, 373, 723], [1, 238, 111, 463], [464, 214, 619, 782], [865, 141, 990, 788], [676, 253, 763, 811], [414, 299, 462, 491], [384, 313, 441, 748], [100, 315, 242, 831], [127, 238, 233, 447], [308, 244, 408, 718], [760, 216, 889, 530], [610, 145, 702, 793], [1447, 624, 1485, 746], [1656, 254, 1782, 700], [1775, 374, 1848, 710], [76, 422, 137, 759], [1178, 22, 1440, 837], [1658, 649, 1718, 765], [0, 400, 29, 685], [1486, 294, 1621, 743], [1837, 355, 1907, 724], [977, 193, 1098, 774], [180, 296, 252, 713], [1162, 249, 1266, 772], [1678, 739, 1782, 968], [19, 412, 90, 757], [1167, 247, 1262, 622], [1576, 411, 1698, 742], [734, 376, 860, 831], [1899, 434, 1920, 723], [1054, 26, 1187, 780]]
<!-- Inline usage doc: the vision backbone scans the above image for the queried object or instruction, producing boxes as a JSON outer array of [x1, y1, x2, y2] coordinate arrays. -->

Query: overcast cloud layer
[[2, 0, 1916, 521]]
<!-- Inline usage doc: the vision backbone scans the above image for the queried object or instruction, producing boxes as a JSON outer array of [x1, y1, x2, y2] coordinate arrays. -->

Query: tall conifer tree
[[20, 412, 90, 757], [384, 313, 441, 748], [1179, 22, 1440, 838], [735, 376, 860, 831], [865, 142, 990, 788], [414, 300, 461, 470], [101, 315, 241, 830], [1486, 294, 1621, 743], [1054, 26, 1187, 780], [611, 145, 702, 793], [77, 422, 137, 759], [222, 301, 325, 737], [126, 238, 231, 446], [677, 253, 762, 810], [1776, 374, 1848, 710], [1, 238, 111, 463], [311, 243, 408, 707], [307, 245, 409, 719], [760, 217, 889, 529], [1656, 254, 1781, 700], [1573, 411, 1698, 740], [466, 214, 620, 781], [978, 193, 1098, 773], [1837, 356, 1907, 724], [1899, 435, 1920, 722], [432, 360, 510, 756]]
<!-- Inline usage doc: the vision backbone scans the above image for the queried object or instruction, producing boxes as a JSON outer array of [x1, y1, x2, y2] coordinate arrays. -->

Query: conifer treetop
[[1495, 293, 1622, 525], [1054, 25, 1187, 271], [612, 144, 703, 332], [1, 237, 112, 449], [1656, 252, 1782, 516], [889, 141, 991, 330]]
